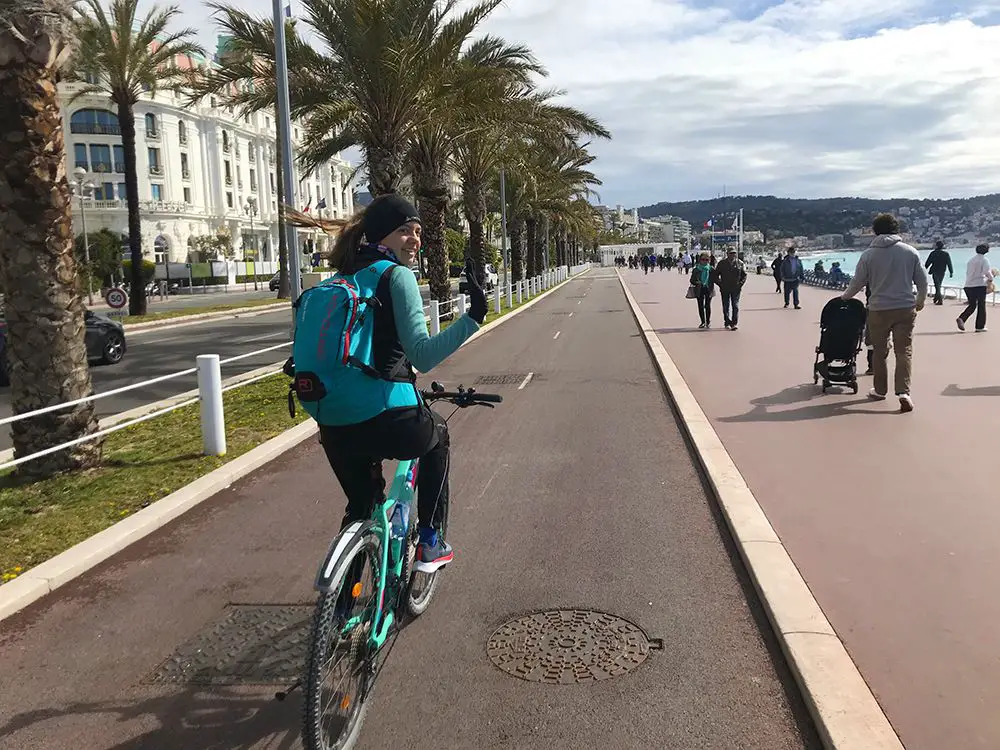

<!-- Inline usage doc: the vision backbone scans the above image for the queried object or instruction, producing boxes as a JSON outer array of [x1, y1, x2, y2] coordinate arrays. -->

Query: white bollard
[[506, 282, 513, 309], [430, 300, 440, 335], [197, 354, 226, 456], [516, 281, 523, 304], [457, 293, 467, 316], [494, 284, 501, 314]]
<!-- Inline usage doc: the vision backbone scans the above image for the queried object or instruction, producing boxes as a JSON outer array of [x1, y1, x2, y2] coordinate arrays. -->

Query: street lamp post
[[245, 197, 259, 291], [71, 166, 96, 306]]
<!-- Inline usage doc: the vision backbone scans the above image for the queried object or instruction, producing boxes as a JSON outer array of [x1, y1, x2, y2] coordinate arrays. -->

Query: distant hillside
[[638, 194, 1000, 241]]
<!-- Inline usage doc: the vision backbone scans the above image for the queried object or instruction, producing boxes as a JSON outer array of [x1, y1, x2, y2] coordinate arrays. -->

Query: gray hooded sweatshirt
[[843, 234, 928, 311]]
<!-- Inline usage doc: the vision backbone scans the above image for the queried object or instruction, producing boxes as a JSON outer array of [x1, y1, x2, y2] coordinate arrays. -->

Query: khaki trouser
[[867, 307, 916, 396]]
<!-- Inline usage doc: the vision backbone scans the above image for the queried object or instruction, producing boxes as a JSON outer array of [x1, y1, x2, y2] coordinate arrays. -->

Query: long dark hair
[[329, 211, 366, 273]]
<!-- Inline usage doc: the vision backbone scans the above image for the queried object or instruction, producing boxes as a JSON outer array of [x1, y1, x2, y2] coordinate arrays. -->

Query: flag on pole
[[303, 200, 312, 213], [704, 219, 713, 228], [316, 197, 327, 210], [284, 3, 292, 17], [731, 216, 739, 231]]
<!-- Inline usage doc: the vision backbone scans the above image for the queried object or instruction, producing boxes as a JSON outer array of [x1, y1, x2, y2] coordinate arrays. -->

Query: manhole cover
[[146, 604, 312, 686], [473, 373, 529, 386], [486, 609, 651, 684]]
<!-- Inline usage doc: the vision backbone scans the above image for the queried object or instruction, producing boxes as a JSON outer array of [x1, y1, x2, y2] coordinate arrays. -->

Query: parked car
[[459, 263, 498, 293], [0, 310, 126, 387], [269, 272, 280, 292]]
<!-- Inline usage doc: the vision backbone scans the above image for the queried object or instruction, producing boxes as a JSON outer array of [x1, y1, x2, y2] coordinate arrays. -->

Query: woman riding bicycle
[[316, 194, 487, 573]]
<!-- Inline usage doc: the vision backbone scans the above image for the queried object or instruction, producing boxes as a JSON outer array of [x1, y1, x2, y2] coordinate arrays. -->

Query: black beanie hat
[[363, 193, 421, 245]]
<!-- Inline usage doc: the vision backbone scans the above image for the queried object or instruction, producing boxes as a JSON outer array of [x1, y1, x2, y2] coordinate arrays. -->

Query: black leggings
[[320, 406, 450, 532], [960, 286, 988, 331]]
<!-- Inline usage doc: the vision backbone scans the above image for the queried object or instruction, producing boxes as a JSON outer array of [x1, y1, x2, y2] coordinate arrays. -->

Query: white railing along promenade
[[0, 264, 584, 472]]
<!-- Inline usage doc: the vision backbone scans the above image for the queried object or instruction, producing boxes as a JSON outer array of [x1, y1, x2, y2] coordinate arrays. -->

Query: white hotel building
[[60, 60, 357, 265]]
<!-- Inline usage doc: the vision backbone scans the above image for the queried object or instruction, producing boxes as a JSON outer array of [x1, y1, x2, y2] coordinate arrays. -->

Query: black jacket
[[925, 249, 953, 276]]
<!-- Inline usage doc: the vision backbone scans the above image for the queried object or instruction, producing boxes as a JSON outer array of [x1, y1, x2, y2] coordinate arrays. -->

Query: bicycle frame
[[314, 457, 419, 651]]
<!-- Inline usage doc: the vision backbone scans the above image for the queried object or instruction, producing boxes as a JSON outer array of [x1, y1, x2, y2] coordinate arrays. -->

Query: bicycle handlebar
[[421, 384, 503, 407]]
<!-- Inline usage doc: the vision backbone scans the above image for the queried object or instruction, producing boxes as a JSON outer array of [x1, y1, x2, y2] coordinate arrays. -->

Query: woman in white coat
[[957, 244, 994, 332]]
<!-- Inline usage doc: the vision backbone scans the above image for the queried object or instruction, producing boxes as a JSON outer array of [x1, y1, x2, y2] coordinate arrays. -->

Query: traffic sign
[[105, 287, 128, 309]]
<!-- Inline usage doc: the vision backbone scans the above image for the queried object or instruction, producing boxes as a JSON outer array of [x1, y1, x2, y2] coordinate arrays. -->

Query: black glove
[[465, 259, 487, 324]]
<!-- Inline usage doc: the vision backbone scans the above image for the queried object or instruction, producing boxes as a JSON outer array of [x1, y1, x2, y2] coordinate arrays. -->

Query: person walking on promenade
[[925, 240, 953, 305], [771, 253, 783, 292], [842, 213, 927, 412], [692, 251, 716, 329], [957, 244, 994, 332], [715, 248, 747, 330], [781, 247, 805, 309], [682, 250, 693, 275]]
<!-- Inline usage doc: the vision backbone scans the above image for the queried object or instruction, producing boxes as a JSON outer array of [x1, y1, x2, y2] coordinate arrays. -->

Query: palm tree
[[453, 85, 609, 285], [0, 0, 102, 477], [73, 0, 203, 315]]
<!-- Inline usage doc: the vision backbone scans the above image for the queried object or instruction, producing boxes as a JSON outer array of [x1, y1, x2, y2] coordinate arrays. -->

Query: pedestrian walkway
[[623, 267, 1000, 750], [0, 270, 818, 749]]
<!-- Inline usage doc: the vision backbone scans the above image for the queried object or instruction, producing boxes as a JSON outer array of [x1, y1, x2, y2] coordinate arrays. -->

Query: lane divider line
[[553, 331, 561, 340], [616, 270, 903, 750], [518, 372, 534, 390], [569, 312, 574, 318]]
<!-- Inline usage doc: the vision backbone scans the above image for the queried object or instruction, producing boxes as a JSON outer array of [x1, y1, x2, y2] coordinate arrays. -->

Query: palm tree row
[[193, 0, 611, 300]]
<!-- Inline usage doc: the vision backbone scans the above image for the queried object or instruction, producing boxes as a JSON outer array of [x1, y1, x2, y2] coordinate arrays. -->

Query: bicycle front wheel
[[302, 527, 382, 750]]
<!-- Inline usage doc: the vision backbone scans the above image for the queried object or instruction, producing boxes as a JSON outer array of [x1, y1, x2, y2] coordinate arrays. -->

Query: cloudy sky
[[171, 0, 1000, 207]]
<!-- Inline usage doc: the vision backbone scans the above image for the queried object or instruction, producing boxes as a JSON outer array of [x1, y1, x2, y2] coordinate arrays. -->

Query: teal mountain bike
[[292, 383, 502, 750]]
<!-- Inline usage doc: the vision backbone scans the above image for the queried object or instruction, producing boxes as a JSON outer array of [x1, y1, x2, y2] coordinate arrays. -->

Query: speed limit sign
[[105, 287, 129, 310]]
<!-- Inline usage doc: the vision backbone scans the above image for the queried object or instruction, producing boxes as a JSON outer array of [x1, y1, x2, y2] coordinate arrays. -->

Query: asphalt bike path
[[624, 267, 1000, 750], [0, 268, 818, 749]]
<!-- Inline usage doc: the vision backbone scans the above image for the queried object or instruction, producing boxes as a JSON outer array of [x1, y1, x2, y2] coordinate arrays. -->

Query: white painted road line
[[518, 372, 534, 390], [568, 312, 574, 318], [553, 331, 561, 340], [578, 300, 582, 305]]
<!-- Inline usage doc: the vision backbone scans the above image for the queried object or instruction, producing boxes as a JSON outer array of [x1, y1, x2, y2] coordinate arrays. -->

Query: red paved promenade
[[624, 267, 1000, 750]]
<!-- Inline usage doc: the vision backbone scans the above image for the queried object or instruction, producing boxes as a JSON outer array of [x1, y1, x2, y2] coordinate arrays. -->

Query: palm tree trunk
[[367, 142, 405, 197], [275, 138, 289, 299], [414, 168, 450, 303], [525, 217, 537, 278], [509, 217, 525, 281], [0, 4, 102, 476], [462, 181, 488, 286], [117, 98, 147, 315], [557, 229, 567, 266]]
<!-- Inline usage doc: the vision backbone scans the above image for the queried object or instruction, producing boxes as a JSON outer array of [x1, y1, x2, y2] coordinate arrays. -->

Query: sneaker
[[724, 322, 732, 329], [784, 303, 789, 309], [976, 328, 988, 333], [957, 317, 966, 331], [794, 305, 801, 310], [899, 394, 914, 413], [415, 532, 454, 573], [731, 325, 739, 331], [868, 389, 887, 401], [698, 322, 706, 329]]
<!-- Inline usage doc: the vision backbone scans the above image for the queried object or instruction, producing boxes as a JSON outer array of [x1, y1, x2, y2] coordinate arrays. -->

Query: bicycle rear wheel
[[405, 495, 449, 617], [302, 528, 381, 750]]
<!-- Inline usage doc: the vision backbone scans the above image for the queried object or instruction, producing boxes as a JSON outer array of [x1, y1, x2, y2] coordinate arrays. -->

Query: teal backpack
[[288, 259, 419, 426]]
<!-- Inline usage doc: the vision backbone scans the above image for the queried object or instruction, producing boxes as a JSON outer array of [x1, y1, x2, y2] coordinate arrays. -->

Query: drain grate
[[473, 374, 529, 386], [486, 609, 652, 684], [146, 604, 312, 686]]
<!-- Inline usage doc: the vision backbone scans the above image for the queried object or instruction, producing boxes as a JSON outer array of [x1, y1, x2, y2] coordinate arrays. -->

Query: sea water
[[806, 247, 993, 276]]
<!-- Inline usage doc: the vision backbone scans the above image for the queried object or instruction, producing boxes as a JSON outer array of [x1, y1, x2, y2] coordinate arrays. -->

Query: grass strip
[[121, 296, 287, 325], [0, 374, 307, 584]]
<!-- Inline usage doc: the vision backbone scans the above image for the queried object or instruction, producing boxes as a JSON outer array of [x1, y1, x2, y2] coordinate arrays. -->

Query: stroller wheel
[[813, 374, 819, 384], [851, 382, 859, 395], [821, 385, 828, 394]]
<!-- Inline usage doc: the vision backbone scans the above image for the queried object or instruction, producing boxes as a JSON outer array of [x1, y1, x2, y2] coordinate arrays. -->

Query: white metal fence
[[0, 264, 584, 473]]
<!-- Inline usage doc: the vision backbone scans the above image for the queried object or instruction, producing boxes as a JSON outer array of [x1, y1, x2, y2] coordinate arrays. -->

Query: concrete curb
[[0, 269, 589, 621], [616, 271, 903, 750], [0, 420, 318, 623], [123, 302, 289, 333]]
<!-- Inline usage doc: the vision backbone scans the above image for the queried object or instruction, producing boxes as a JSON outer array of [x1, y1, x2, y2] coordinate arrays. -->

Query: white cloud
[[171, 0, 1000, 206]]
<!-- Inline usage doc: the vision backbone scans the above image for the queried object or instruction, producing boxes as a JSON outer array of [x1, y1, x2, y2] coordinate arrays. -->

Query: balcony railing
[[222, 142, 231, 153], [92, 162, 112, 174], [182, 168, 191, 180], [146, 130, 160, 140], [268, 154, 275, 165], [74, 159, 89, 170], [225, 175, 233, 186], [235, 146, 241, 159], [179, 133, 188, 145], [248, 150, 255, 163], [149, 164, 163, 176], [70, 123, 121, 135], [114, 162, 125, 173], [250, 182, 258, 192], [237, 179, 243, 190]]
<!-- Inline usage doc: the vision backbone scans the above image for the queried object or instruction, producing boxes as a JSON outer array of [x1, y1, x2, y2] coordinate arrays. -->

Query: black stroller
[[813, 297, 867, 394]]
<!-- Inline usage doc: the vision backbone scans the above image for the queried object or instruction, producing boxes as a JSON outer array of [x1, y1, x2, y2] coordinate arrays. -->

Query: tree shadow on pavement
[[718, 384, 888, 423], [0, 686, 301, 750], [942, 384, 1000, 397], [653, 327, 729, 335], [915, 331, 963, 337]]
